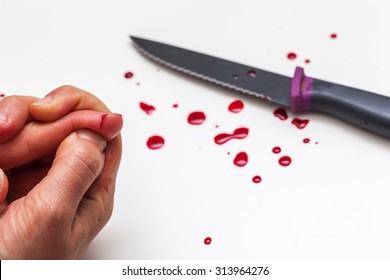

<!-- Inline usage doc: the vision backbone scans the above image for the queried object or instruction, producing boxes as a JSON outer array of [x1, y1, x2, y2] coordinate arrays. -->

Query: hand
[[0, 86, 123, 259]]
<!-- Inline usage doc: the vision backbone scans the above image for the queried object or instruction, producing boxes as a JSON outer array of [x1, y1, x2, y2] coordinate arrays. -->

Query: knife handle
[[291, 67, 390, 138]]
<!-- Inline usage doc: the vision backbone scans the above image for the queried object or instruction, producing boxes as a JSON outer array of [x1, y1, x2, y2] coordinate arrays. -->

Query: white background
[[0, 0, 390, 259]]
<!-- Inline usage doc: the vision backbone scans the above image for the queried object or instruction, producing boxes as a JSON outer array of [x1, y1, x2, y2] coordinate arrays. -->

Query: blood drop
[[234, 152, 248, 167], [146, 135, 165, 150], [187, 111, 206, 125]]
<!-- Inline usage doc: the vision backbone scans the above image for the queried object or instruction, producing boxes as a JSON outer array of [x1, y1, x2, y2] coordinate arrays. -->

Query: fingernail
[[0, 111, 7, 123], [32, 95, 53, 105], [77, 129, 107, 151]]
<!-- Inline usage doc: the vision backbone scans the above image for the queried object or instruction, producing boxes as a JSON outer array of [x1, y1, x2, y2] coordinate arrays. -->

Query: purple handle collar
[[291, 67, 313, 113]]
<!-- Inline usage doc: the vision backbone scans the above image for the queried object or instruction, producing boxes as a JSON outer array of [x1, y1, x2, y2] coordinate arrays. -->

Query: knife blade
[[131, 36, 390, 139]]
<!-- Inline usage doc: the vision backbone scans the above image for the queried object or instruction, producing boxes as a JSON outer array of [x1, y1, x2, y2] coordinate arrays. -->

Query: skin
[[0, 85, 123, 259]]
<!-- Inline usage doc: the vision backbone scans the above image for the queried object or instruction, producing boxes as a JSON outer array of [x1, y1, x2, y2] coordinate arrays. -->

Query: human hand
[[0, 86, 123, 259]]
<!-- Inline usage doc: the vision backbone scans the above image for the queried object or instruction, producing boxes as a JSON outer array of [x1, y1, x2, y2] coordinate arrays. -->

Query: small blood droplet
[[252, 175, 262, 184], [140, 102, 155, 115], [228, 100, 244, 113], [124, 71, 134, 79], [147, 135, 165, 150], [234, 152, 248, 167], [204, 237, 212, 245], [100, 113, 108, 128], [272, 146, 281, 154], [0, 93, 5, 98], [173, 103, 179, 108], [214, 127, 249, 145], [303, 138, 310, 144], [330, 33, 338, 39], [287, 52, 297, 60], [292, 118, 310, 129], [304, 59, 311, 64], [274, 108, 288, 120], [188, 111, 206, 125], [279, 156, 292, 167], [247, 69, 256, 77]]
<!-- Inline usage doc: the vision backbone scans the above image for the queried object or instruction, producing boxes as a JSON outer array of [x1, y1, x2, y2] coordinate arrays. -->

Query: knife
[[131, 36, 390, 138]]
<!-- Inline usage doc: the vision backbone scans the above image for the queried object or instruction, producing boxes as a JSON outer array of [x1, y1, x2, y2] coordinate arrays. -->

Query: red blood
[[287, 52, 297, 60], [304, 59, 311, 64], [292, 118, 310, 129], [252, 175, 262, 184], [303, 138, 310, 144], [247, 69, 256, 77], [173, 103, 179, 108], [0, 93, 5, 98], [214, 127, 249, 145], [204, 237, 212, 245], [234, 152, 248, 167], [124, 71, 134, 79], [100, 113, 108, 128], [272, 146, 281, 154], [187, 111, 206, 125], [274, 108, 288, 120], [228, 100, 244, 113], [146, 135, 165, 150], [140, 102, 155, 115], [279, 156, 292, 167], [330, 33, 338, 39]]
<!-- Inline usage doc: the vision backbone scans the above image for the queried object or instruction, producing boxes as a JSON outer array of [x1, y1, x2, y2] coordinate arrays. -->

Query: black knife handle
[[291, 67, 390, 138]]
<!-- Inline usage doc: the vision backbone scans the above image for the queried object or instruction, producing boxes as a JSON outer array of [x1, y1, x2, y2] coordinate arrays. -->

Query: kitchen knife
[[131, 36, 390, 138]]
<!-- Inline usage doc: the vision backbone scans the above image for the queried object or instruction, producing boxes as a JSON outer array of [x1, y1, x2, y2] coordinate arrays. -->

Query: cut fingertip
[[77, 129, 107, 151]]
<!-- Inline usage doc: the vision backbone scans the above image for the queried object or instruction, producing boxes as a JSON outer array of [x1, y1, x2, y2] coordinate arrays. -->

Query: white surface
[[1, 0, 390, 259]]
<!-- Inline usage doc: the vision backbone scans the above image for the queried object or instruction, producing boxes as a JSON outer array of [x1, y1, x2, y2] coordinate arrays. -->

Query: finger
[[0, 110, 123, 169], [0, 168, 9, 205], [73, 134, 122, 240], [30, 129, 107, 222], [30, 85, 110, 122], [0, 95, 37, 142]]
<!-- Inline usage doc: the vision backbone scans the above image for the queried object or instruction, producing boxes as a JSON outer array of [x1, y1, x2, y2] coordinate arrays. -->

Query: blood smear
[[146, 135, 165, 150], [100, 113, 108, 128], [287, 52, 297, 60], [252, 175, 262, 184], [234, 152, 248, 167], [187, 111, 206, 125], [272, 146, 281, 154], [124, 71, 134, 79], [228, 100, 244, 113], [214, 127, 249, 145], [140, 102, 155, 115], [292, 118, 310, 129], [279, 156, 292, 167], [204, 237, 212, 245], [273, 108, 288, 120]]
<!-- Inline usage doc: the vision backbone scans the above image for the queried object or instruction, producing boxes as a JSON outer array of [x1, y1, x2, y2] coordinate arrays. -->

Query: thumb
[[30, 129, 107, 219], [0, 168, 9, 211]]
